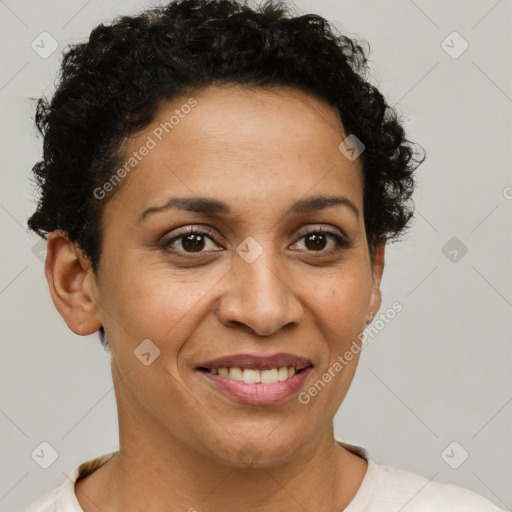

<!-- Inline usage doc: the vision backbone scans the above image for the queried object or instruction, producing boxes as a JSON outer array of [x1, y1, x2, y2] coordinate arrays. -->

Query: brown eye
[[180, 233, 207, 252], [291, 228, 350, 255], [303, 232, 328, 251], [161, 226, 224, 257]]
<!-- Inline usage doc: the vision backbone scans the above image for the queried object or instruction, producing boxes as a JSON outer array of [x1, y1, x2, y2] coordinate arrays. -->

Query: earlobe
[[44, 230, 102, 336], [367, 237, 386, 322]]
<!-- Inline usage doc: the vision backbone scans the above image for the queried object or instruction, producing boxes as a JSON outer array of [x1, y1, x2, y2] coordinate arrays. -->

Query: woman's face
[[90, 84, 384, 466]]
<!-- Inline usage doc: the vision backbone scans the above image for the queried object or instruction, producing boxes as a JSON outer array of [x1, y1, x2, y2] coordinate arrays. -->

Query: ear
[[44, 230, 102, 336], [367, 236, 386, 323]]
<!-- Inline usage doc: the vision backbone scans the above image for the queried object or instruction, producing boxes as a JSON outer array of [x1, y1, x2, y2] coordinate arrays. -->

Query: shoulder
[[22, 486, 62, 512], [371, 461, 505, 511], [21, 451, 118, 512]]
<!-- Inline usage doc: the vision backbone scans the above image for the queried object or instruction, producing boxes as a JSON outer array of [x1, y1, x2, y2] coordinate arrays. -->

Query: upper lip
[[197, 353, 313, 371]]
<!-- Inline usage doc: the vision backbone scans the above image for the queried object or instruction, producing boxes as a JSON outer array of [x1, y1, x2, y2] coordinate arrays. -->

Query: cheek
[[103, 258, 222, 340], [305, 266, 372, 336], [298, 272, 368, 411]]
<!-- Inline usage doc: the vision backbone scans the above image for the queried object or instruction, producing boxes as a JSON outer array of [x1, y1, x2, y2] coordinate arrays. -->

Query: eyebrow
[[138, 194, 360, 223]]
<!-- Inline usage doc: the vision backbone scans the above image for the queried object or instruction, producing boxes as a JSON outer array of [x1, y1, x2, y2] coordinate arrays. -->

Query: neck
[[75, 369, 367, 512]]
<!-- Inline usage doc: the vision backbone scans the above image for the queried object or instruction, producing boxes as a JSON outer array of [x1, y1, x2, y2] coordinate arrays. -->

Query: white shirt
[[22, 440, 505, 511]]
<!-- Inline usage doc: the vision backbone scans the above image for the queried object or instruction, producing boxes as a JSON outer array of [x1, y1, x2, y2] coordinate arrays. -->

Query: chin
[[205, 430, 308, 469]]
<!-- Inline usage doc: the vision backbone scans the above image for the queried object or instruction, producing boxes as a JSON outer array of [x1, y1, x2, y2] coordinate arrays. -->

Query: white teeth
[[260, 368, 278, 384], [228, 367, 244, 381], [278, 367, 289, 381], [243, 369, 260, 383], [211, 366, 297, 383]]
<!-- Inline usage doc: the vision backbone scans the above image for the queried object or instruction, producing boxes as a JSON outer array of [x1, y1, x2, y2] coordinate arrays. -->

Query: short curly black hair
[[27, 0, 425, 275]]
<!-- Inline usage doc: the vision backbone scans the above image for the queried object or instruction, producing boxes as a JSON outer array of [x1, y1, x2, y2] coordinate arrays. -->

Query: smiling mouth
[[196, 364, 314, 406], [197, 365, 312, 385]]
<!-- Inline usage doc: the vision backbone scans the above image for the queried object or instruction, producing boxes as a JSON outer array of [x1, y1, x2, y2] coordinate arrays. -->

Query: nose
[[215, 249, 304, 337]]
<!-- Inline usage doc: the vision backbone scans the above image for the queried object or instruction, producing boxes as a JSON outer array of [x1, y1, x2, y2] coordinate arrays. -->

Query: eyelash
[[161, 225, 351, 259]]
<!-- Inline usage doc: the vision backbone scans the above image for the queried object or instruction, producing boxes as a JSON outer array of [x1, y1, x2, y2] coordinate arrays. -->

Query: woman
[[23, 0, 504, 510]]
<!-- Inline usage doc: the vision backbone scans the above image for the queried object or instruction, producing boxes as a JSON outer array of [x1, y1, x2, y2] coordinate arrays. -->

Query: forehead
[[159, 84, 348, 163], [106, 84, 364, 219]]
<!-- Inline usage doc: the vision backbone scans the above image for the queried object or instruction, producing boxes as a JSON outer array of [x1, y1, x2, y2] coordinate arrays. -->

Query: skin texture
[[45, 84, 385, 512]]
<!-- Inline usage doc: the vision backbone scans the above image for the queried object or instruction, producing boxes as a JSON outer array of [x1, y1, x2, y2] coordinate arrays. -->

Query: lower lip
[[197, 367, 313, 405]]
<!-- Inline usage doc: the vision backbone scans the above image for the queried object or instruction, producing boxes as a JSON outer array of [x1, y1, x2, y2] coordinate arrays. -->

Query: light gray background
[[1, 0, 511, 510]]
